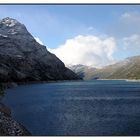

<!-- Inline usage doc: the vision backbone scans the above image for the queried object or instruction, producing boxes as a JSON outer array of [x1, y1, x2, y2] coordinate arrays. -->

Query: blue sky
[[0, 5, 140, 67]]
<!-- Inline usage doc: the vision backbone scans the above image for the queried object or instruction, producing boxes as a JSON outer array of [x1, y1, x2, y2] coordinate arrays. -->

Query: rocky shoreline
[[0, 84, 31, 136]]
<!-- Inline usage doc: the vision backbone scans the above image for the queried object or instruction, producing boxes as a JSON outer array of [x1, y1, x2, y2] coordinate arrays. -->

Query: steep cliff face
[[0, 17, 80, 82]]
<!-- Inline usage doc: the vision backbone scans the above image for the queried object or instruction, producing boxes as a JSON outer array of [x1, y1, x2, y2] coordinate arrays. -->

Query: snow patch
[[1, 18, 17, 27]]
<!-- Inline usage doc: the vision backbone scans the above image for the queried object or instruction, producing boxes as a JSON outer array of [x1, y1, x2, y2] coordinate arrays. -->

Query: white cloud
[[35, 37, 44, 45], [48, 35, 117, 68], [87, 26, 94, 31], [121, 12, 140, 23], [122, 34, 140, 50], [121, 12, 131, 19]]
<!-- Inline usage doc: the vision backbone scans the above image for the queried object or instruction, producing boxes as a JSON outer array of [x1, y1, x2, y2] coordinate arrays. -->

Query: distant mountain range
[[0, 17, 81, 83], [68, 64, 96, 79], [69, 55, 140, 80]]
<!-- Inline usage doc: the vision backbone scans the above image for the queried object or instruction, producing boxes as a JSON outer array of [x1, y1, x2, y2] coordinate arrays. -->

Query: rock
[[0, 112, 31, 136], [0, 17, 81, 83], [0, 103, 11, 117]]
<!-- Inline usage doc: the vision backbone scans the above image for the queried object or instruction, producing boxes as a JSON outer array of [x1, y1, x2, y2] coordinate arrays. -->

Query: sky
[[0, 5, 140, 67]]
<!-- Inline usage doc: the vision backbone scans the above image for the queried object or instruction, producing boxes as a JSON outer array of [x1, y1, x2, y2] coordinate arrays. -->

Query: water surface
[[2, 80, 140, 136]]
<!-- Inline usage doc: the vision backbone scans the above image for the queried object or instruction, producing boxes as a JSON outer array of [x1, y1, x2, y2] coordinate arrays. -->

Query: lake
[[2, 80, 140, 136]]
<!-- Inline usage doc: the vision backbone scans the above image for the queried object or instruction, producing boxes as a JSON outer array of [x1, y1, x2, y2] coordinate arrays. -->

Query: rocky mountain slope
[[0, 17, 80, 83], [69, 55, 140, 80], [90, 55, 140, 80]]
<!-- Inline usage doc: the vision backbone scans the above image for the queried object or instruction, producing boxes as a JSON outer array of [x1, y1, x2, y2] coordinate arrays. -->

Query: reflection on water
[[2, 80, 140, 136]]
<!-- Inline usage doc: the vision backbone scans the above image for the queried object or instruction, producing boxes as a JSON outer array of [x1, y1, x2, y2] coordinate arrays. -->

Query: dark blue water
[[2, 80, 140, 136]]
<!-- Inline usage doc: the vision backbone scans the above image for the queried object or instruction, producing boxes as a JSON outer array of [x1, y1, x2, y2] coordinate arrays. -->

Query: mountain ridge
[[68, 64, 96, 79], [0, 17, 81, 83], [69, 55, 140, 80]]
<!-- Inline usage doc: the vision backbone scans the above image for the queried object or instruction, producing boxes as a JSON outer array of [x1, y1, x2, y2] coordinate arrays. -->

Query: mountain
[[69, 56, 140, 80], [90, 55, 140, 80], [68, 64, 96, 80], [0, 17, 81, 83]]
